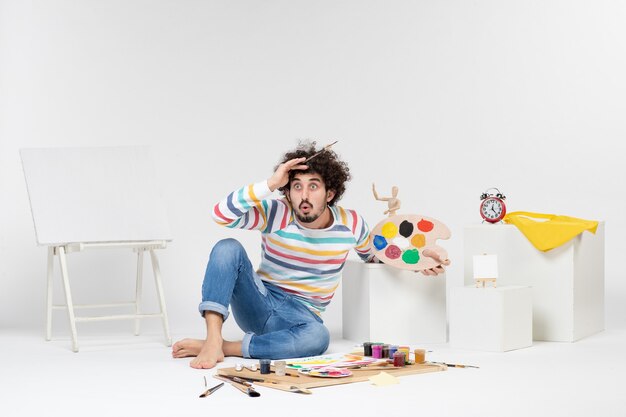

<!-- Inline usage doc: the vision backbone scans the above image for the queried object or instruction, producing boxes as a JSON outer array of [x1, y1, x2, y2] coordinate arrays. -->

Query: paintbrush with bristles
[[304, 141, 338, 163]]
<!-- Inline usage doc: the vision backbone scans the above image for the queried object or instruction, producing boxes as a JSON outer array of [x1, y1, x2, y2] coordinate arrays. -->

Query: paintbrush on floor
[[199, 382, 224, 398], [214, 375, 261, 397], [219, 374, 311, 395]]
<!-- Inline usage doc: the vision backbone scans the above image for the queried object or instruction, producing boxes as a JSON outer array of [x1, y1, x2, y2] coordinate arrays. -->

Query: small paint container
[[259, 359, 271, 374], [388, 345, 398, 359], [399, 346, 410, 363], [393, 351, 406, 367], [414, 349, 426, 364], [245, 364, 258, 372], [274, 360, 287, 376], [372, 344, 383, 359], [363, 342, 373, 357], [382, 344, 390, 359], [235, 363, 243, 372]]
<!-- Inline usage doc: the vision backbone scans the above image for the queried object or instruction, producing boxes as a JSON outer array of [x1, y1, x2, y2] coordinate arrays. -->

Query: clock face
[[480, 197, 505, 222]]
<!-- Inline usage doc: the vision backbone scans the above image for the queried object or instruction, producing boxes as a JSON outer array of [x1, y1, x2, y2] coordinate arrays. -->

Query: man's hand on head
[[268, 157, 308, 192], [420, 247, 451, 276]]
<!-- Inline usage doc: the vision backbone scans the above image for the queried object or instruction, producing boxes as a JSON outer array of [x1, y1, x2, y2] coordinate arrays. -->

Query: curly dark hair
[[275, 140, 351, 206]]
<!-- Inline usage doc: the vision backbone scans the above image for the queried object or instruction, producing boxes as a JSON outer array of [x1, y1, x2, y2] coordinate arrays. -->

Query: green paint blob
[[402, 249, 420, 264]]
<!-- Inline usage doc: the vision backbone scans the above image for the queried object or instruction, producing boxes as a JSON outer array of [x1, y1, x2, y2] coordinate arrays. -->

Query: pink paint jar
[[372, 344, 383, 359]]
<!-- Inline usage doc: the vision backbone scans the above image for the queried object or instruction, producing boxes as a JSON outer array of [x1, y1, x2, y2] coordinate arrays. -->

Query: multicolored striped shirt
[[212, 180, 373, 315]]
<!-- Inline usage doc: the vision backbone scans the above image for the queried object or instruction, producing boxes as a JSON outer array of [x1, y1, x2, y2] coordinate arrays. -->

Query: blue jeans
[[198, 238, 330, 359]]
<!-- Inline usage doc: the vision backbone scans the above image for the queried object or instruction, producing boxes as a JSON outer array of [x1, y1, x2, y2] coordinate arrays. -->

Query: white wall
[[2, 0, 625, 341]]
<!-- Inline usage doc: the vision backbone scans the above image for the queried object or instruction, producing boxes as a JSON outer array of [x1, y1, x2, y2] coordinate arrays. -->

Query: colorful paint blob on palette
[[298, 367, 353, 378], [370, 214, 451, 271]]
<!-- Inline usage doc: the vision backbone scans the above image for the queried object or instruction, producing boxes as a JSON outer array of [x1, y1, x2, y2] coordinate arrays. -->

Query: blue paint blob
[[373, 235, 388, 250]]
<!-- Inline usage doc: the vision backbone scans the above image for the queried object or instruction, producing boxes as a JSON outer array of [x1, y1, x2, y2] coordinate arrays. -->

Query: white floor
[[2, 327, 625, 417]]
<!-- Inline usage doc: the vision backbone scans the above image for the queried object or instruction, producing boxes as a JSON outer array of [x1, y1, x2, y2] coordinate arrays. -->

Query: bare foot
[[172, 338, 243, 361], [172, 338, 204, 358], [189, 337, 224, 369]]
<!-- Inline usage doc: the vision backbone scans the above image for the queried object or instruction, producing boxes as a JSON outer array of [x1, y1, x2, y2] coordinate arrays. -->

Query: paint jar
[[373, 343, 384, 357], [414, 349, 426, 364], [235, 363, 243, 372], [393, 351, 406, 367], [399, 346, 410, 363], [363, 342, 373, 356], [372, 344, 383, 359], [274, 360, 287, 376], [388, 345, 398, 359], [259, 359, 271, 374], [382, 344, 390, 359]]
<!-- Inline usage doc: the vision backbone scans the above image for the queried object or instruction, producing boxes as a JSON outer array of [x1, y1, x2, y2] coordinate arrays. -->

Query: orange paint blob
[[417, 219, 434, 232], [411, 233, 426, 248]]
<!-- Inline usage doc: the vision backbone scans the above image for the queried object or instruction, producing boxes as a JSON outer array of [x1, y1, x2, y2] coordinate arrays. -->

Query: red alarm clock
[[480, 188, 506, 223]]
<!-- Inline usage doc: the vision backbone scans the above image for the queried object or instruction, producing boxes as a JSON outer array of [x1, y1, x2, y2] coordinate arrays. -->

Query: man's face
[[286, 173, 335, 224]]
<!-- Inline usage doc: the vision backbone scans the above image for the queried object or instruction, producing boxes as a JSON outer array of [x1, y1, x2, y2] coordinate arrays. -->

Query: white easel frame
[[46, 240, 172, 352], [22, 146, 173, 352]]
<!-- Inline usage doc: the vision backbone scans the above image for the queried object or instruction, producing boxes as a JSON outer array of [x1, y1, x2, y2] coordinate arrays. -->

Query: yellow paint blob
[[381, 222, 398, 239], [411, 233, 426, 248]]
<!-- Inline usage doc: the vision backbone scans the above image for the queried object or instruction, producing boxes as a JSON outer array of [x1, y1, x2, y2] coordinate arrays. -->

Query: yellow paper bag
[[503, 211, 598, 252]]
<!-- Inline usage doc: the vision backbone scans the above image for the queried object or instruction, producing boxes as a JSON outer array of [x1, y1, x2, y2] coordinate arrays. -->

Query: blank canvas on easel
[[21, 146, 171, 244], [473, 254, 499, 279]]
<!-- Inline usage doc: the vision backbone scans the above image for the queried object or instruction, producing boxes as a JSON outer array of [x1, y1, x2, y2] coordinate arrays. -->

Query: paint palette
[[370, 214, 451, 271], [298, 367, 353, 378], [287, 353, 378, 370]]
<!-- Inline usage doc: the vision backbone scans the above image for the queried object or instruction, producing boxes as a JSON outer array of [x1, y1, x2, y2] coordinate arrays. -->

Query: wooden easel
[[473, 254, 498, 288], [21, 146, 172, 352], [475, 277, 497, 288], [45, 241, 171, 352]]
